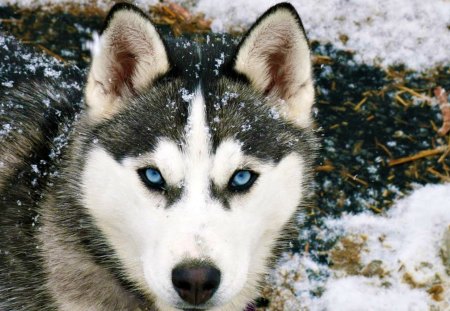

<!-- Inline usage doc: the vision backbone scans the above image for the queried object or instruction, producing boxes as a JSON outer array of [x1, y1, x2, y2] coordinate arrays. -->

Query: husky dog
[[0, 2, 316, 310]]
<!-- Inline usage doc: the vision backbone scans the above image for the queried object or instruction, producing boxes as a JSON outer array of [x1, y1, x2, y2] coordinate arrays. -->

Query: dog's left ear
[[233, 3, 314, 127], [85, 3, 170, 121]]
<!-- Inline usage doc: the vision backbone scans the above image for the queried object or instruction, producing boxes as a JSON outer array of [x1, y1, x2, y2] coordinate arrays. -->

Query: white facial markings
[[118, 139, 184, 189], [149, 139, 184, 186], [211, 139, 243, 187], [81, 147, 157, 289], [80, 93, 307, 310], [183, 90, 211, 203]]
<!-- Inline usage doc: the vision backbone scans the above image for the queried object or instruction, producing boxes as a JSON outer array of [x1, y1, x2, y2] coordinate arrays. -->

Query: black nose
[[171, 263, 221, 305]]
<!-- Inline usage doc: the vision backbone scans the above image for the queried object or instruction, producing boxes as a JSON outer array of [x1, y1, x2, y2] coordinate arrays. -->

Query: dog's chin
[[152, 298, 219, 311]]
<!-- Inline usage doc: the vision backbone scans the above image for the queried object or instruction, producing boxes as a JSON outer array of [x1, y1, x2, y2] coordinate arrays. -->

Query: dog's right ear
[[85, 3, 170, 121]]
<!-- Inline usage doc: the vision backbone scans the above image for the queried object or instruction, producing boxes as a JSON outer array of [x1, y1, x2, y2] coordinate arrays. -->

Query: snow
[[179, 87, 195, 102], [194, 0, 450, 70], [1, 0, 449, 70], [327, 183, 450, 286], [85, 32, 101, 57], [268, 183, 450, 310], [319, 277, 430, 311], [1, 81, 13, 88]]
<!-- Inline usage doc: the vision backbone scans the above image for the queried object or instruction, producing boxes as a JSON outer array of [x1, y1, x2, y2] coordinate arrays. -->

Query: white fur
[[85, 9, 170, 121], [81, 95, 306, 310], [211, 139, 243, 187], [183, 91, 212, 202], [234, 8, 314, 128]]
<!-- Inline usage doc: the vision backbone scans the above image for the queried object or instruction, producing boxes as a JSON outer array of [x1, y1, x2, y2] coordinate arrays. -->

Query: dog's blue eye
[[229, 170, 257, 192], [139, 168, 166, 190], [232, 171, 251, 186], [146, 168, 163, 184]]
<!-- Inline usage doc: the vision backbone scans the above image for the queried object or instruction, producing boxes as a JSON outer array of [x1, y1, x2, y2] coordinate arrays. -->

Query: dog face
[[78, 3, 315, 310]]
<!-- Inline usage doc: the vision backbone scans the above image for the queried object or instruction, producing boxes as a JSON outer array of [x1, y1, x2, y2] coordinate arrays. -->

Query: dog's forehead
[[93, 88, 301, 163], [91, 35, 305, 162], [204, 81, 300, 161]]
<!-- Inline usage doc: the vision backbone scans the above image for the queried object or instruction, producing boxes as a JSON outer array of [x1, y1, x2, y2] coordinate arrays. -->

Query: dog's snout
[[171, 263, 221, 305]]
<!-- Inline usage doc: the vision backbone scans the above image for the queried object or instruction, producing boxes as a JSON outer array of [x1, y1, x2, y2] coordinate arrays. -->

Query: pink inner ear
[[110, 44, 137, 96], [112, 51, 136, 95], [108, 34, 142, 96], [263, 36, 295, 99]]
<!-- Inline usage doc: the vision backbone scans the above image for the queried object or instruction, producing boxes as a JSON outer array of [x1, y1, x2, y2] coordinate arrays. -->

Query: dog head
[[77, 3, 316, 310]]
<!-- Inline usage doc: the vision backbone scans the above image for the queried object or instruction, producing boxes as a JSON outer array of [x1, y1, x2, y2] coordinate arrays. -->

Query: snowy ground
[[1, 0, 450, 70], [266, 183, 450, 310], [1, 1, 450, 310]]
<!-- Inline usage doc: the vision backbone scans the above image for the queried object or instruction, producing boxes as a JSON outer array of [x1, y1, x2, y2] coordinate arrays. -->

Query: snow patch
[[194, 0, 450, 70], [268, 183, 450, 309], [319, 277, 430, 311], [2, 0, 449, 69]]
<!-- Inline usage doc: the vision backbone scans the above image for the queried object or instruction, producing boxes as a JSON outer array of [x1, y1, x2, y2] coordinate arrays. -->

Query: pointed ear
[[85, 3, 170, 121], [233, 3, 314, 127]]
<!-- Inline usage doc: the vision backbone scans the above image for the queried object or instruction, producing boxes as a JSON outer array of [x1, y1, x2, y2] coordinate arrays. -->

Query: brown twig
[[427, 167, 450, 182], [353, 97, 368, 111], [396, 86, 428, 100], [0, 18, 22, 24], [37, 44, 66, 63], [313, 55, 333, 65], [375, 138, 393, 159], [388, 145, 447, 166], [438, 145, 450, 163], [395, 94, 410, 107], [434, 87, 450, 136], [366, 204, 383, 214], [316, 164, 335, 172], [342, 171, 369, 187]]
